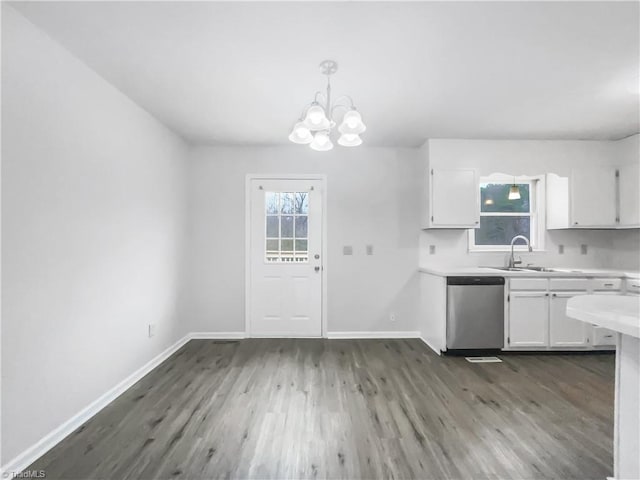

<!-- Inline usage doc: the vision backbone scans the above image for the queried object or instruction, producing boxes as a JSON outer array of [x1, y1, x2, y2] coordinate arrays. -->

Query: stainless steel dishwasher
[[446, 276, 505, 351]]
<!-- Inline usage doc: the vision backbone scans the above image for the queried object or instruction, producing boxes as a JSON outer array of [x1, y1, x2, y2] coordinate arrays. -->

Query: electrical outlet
[[343, 245, 353, 256], [558, 244, 564, 254], [148, 323, 156, 338], [390, 312, 396, 322], [429, 245, 436, 255], [581, 244, 588, 255], [366, 245, 373, 255]]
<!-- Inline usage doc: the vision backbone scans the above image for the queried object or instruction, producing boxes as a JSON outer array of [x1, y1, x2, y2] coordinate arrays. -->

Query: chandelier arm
[[330, 103, 351, 118], [332, 95, 356, 109], [297, 102, 314, 121], [314, 91, 327, 104], [325, 75, 332, 121]]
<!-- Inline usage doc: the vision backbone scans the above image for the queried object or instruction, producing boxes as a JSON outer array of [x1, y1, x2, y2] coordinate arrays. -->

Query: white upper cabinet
[[547, 164, 639, 230], [570, 167, 617, 228], [619, 163, 640, 228], [424, 168, 479, 228]]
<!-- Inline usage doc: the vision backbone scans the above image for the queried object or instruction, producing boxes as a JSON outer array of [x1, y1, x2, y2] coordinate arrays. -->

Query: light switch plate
[[429, 245, 436, 255], [558, 244, 564, 254], [343, 245, 353, 256], [581, 244, 588, 255], [148, 323, 156, 338], [366, 245, 373, 255]]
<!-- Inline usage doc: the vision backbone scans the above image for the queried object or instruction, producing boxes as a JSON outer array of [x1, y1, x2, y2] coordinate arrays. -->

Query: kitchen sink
[[486, 267, 527, 271], [485, 266, 559, 272]]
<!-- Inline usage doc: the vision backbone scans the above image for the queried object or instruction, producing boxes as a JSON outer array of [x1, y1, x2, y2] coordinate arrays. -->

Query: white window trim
[[468, 174, 546, 253]]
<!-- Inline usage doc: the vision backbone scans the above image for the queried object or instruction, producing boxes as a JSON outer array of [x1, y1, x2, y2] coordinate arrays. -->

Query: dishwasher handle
[[447, 276, 505, 286]]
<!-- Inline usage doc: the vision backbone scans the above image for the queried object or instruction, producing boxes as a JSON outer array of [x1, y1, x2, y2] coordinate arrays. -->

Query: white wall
[[420, 137, 640, 270], [183, 146, 421, 335], [1, 6, 189, 464]]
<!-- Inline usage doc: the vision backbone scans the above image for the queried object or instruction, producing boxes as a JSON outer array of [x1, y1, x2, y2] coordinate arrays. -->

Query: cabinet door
[[570, 167, 617, 227], [508, 292, 548, 347], [549, 293, 589, 347], [619, 163, 640, 227], [430, 169, 479, 227]]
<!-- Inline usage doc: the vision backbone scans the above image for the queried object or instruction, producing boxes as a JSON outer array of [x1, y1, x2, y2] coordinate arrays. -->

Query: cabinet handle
[[604, 283, 614, 287], [545, 293, 549, 297], [573, 222, 579, 225], [475, 221, 479, 224], [552, 293, 557, 297]]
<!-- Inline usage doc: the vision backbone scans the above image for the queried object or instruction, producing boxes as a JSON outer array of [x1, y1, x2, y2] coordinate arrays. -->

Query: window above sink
[[469, 173, 546, 252]]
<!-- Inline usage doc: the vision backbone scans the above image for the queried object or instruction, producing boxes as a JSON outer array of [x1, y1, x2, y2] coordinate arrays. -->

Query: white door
[[571, 167, 617, 227], [549, 292, 589, 347], [248, 178, 323, 337], [508, 292, 549, 347]]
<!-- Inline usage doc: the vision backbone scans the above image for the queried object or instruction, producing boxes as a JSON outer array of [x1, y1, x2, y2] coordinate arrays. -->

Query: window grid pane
[[474, 216, 531, 246], [480, 183, 531, 213], [265, 191, 309, 263]]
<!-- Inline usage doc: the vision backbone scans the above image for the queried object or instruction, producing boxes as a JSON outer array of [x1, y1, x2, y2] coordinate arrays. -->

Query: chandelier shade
[[338, 110, 366, 135], [290, 60, 365, 151], [288, 122, 313, 144], [338, 133, 362, 147], [310, 131, 334, 151], [303, 104, 331, 131]]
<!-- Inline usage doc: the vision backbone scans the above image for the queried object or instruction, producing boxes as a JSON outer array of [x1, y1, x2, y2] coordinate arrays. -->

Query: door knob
[[314, 266, 320, 272], [314, 254, 320, 259]]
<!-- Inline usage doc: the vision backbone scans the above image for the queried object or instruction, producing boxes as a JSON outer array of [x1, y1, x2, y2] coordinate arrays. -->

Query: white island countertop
[[567, 295, 640, 338]]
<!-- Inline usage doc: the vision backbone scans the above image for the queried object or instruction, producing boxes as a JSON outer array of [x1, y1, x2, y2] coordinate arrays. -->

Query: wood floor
[[28, 339, 614, 479]]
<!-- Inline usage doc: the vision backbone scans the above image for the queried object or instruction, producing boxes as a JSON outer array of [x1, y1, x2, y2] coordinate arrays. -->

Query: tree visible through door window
[[468, 177, 541, 250], [265, 192, 309, 262]]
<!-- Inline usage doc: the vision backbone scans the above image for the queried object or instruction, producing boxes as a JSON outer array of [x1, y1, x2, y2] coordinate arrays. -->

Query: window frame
[[468, 174, 545, 252]]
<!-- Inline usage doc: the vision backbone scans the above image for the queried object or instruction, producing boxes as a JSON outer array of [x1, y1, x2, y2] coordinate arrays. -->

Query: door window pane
[[281, 193, 295, 214], [266, 192, 279, 214], [281, 239, 293, 252], [281, 216, 294, 237], [295, 216, 308, 237], [266, 216, 279, 237], [264, 191, 309, 262], [294, 192, 309, 214]]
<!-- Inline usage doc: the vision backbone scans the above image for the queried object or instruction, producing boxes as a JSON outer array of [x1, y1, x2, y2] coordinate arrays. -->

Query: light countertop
[[567, 295, 640, 338], [419, 266, 640, 279]]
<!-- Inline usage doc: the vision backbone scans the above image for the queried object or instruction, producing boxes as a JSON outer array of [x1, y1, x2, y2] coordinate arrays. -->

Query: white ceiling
[[10, 1, 640, 147]]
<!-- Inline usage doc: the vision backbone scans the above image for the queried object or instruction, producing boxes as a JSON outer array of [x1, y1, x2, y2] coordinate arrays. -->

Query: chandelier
[[289, 60, 366, 151]]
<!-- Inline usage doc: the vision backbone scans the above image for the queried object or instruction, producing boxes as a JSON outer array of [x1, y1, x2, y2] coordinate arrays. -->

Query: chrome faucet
[[509, 235, 532, 268]]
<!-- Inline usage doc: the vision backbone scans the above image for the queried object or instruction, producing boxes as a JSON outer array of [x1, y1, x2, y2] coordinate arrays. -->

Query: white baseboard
[[190, 331, 246, 339], [0, 333, 192, 477], [418, 336, 443, 355], [326, 331, 421, 339]]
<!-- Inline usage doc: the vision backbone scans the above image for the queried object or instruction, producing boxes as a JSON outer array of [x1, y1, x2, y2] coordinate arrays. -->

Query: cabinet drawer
[[509, 278, 548, 291], [549, 278, 589, 291], [626, 279, 640, 294], [591, 278, 622, 291], [592, 326, 616, 346]]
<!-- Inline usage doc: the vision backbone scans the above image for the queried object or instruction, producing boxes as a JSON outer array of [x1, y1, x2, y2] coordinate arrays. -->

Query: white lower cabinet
[[508, 292, 549, 347], [506, 277, 619, 351], [549, 292, 590, 347]]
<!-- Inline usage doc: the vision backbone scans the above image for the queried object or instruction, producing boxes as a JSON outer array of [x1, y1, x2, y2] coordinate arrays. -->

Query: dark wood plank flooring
[[28, 339, 614, 479]]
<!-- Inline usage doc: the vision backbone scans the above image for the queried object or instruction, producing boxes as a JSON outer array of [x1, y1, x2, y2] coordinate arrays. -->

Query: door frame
[[244, 174, 328, 338]]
